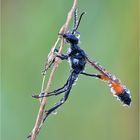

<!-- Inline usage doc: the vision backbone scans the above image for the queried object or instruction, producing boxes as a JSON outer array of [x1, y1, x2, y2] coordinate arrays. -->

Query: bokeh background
[[1, 0, 139, 140]]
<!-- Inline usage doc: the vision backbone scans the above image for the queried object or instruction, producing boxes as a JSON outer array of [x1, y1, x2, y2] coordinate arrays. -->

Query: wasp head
[[59, 33, 79, 45]]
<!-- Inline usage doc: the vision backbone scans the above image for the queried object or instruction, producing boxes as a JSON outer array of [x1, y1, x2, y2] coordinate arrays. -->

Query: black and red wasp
[[33, 10, 131, 124]]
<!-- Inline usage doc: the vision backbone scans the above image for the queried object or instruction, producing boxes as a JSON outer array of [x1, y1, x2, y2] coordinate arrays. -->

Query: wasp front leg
[[54, 48, 69, 60]]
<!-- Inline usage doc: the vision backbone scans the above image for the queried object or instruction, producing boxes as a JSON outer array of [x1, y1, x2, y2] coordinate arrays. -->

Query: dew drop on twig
[[52, 110, 57, 115]]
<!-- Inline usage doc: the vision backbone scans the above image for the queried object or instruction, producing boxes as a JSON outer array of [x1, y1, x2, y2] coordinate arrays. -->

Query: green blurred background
[[1, 0, 139, 140]]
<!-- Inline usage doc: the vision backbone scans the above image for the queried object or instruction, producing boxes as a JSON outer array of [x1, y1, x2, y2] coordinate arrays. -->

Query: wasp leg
[[32, 81, 69, 98], [81, 72, 110, 82], [32, 71, 77, 99], [43, 49, 68, 73], [80, 72, 101, 79], [37, 89, 71, 131], [54, 48, 68, 60], [32, 72, 73, 98], [31, 72, 77, 134], [42, 71, 78, 123], [43, 88, 71, 122], [56, 54, 68, 60]]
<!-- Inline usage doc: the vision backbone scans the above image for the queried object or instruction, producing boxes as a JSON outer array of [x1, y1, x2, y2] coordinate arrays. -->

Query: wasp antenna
[[72, 12, 86, 34], [73, 8, 78, 31]]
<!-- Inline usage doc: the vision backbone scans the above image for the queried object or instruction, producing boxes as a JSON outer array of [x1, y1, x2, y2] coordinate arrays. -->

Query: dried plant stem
[[30, 0, 78, 140]]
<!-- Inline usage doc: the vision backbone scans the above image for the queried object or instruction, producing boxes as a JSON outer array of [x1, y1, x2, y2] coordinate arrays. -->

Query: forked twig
[[29, 0, 78, 139]]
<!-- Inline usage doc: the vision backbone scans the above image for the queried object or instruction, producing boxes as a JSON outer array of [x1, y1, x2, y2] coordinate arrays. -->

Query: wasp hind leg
[[41, 71, 78, 123], [80, 72, 102, 79], [43, 88, 71, 123]]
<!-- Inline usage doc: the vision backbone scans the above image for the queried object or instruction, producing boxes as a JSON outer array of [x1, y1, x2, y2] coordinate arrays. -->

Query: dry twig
[[29, 0, 78, 139]]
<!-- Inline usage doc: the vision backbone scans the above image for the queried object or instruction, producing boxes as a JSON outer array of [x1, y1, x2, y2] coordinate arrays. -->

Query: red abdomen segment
[[100, 75, 131, 106]]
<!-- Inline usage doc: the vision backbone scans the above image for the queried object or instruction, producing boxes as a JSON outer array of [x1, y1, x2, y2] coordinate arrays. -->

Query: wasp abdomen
[[108, 81, 131, 106], [117, 89, 131, 106]]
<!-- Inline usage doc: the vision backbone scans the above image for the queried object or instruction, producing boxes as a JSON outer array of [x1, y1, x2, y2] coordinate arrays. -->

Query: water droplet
[[52, 110, 57, 115], [61, 100, 64, 103]]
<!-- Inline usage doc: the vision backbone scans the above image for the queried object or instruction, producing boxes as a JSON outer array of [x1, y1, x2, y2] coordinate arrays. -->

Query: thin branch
[[29, 0, 78, 139]]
